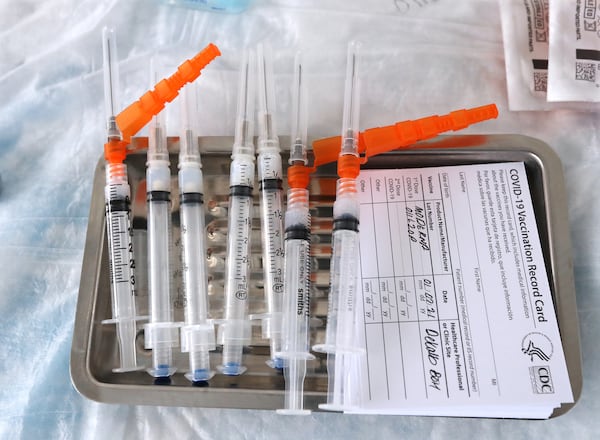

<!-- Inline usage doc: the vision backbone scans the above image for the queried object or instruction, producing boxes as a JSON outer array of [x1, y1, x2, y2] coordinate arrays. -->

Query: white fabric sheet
[[0, 0, 598, 438]]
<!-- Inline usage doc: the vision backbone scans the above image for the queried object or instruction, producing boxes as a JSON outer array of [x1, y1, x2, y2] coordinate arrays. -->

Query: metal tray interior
[[71, 134, 582, 415]]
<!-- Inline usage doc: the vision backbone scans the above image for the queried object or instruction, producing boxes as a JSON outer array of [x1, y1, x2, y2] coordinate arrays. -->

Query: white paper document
[[351, 162, 573, 418]]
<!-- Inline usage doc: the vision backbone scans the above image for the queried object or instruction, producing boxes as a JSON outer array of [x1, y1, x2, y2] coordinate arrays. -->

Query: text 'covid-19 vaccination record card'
[[350, 162, 572, 418]]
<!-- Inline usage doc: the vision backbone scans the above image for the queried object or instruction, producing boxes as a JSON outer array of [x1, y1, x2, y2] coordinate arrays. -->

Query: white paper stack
[[348, 162, 573, 419]]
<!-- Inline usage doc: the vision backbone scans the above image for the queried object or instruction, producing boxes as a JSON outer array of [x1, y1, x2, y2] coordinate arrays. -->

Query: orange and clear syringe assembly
[[312, 42, 366, 412], [100, 27, 145, 374], [100, 28, 220, 375], [309, 42, 498, 412], [276, 52, 316, 415]]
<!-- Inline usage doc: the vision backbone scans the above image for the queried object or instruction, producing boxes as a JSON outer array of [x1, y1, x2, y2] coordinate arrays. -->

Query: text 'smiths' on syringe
[[217, 49, 256, 376]]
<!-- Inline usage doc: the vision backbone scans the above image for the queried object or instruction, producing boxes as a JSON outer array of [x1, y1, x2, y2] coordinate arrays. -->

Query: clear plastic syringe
[[217, 50, 256, 376], [100, 27, 144, 373], [313, 41, 365, 411], [178, 85, 216, 383], [254, 43, 286, 369], [143, 63, 179, 379], [276, 53, 315, 415]]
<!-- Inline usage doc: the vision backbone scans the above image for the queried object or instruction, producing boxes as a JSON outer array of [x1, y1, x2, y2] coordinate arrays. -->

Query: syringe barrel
[[219, 168, 253, 375], [323, 228, 360, 350], [317, 177, 365, 411], [314, 179, 360, 353], [147, 190, 173, 323], [179, 166, 209, 325], [274, 189, 313, 414], [145, 155, 178, 377], [105, 204, 136, 320], [257, 151, 285, 356], [281, 238, 311, 355], [104, 163, 141, 372], [281, 189, 311, 356], [223, 193, 253, 321]]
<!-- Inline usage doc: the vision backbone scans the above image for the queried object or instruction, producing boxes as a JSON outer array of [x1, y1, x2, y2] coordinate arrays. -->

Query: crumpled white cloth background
[[0, 0, 598, 438]]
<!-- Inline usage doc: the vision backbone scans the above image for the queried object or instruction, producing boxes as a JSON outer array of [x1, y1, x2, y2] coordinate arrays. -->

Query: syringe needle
[[313, 41, 365, 411], [100, 27, 144, 373], [179, 85, 215, 383], [253, 43, 286, 369], [218, 50, 256, 376], [103, 27, 120, 139], [276, 52, 314, 415]]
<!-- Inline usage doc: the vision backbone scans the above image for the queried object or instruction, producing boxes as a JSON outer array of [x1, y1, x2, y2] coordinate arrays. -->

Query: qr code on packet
[[533, 71, 547, 92], [575, 62, 596, 82]]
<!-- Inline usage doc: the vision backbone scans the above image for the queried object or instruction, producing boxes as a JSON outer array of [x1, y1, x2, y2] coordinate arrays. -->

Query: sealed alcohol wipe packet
[[499, 0, 553, 110], [499, 0, 599, 110], [548, 0, 600, 102]]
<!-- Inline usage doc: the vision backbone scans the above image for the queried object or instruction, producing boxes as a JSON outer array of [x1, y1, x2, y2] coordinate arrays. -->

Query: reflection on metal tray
[[71, 134, 581, 415]]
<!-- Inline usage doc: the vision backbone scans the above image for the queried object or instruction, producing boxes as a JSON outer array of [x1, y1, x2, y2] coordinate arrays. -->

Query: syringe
[[143, 63, 179, 379], [276, 53, 315, 415], [313, 41, 365, 411], [178, 85, 215, 383], [99, 37, 220, 373], [100, 27, 144, 373], [217, 50, 256, 376], [253, 43, 285, 369]]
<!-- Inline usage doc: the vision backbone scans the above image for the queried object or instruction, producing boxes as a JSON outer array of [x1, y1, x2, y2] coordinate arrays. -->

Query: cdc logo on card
[[529, 366, 554, 394]]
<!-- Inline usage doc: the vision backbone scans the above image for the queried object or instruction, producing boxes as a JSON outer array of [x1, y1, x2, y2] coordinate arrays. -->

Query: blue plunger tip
[[154, 376, 171, 386], [268, 357, 284, 370], [192, 369, 212, 381], [220, 362, 245, 376], [156, 364, 171, 377]]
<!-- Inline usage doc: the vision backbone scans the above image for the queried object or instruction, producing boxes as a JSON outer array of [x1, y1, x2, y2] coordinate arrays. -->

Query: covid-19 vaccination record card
[[351, 162, 573, 418]]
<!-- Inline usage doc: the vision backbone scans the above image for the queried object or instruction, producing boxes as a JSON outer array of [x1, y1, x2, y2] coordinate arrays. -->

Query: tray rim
[[70, 133, 582, 417]]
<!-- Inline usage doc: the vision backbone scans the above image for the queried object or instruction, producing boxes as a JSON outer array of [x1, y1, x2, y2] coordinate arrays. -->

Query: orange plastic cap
[[337, 154, 361, 179], [312, 103, 498, 166], [287, 164, 311, 190], [104, 139, 128, 164], [115, 43, 221, 143]]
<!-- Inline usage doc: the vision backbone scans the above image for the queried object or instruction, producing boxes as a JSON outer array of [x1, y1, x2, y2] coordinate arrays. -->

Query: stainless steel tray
[[71, 134, 582, 416]]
